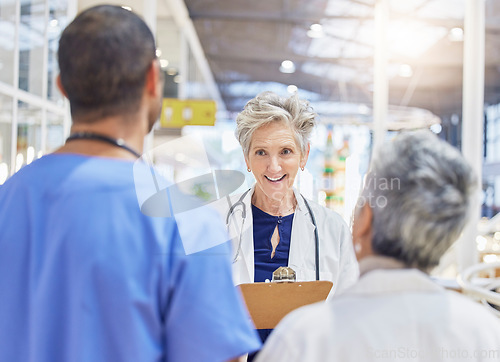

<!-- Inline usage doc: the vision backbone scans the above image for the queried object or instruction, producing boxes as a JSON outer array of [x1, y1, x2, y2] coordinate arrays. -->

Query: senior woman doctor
[[225, 91, 358, 294]]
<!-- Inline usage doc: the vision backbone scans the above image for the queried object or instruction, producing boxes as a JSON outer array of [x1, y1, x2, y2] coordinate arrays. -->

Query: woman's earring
[[301, 167, 304, 171], [247, 168, 251, 172]]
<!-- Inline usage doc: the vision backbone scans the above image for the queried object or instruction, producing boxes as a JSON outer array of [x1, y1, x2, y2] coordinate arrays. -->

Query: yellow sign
[[160, 98, 217, 128]]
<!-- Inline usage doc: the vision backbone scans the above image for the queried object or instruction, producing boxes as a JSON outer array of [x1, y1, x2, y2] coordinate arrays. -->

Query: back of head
[[363, 130, 476, 271], [58, 5, 156, 121], [235, 91, 316, 157]]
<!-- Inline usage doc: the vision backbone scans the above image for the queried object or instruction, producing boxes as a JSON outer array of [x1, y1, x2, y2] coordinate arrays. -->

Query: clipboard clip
[[272, 266, 296, 282]]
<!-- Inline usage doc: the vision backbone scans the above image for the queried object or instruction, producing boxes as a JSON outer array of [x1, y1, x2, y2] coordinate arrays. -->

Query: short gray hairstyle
[[360, 130, 476, 271], [235, 91, 316, 157]]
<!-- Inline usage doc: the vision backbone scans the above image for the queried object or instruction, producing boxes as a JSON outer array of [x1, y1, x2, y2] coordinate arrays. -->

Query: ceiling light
[[287, 85, 298, 94], [449, 27, 464, 42], [160, 59, 169, 68], [121, 6, 132, 11], [280, 60, 295, 74], [49, 19, 58, 27], [398, 64, 413, 77], [307, 23, 324, 38], [173, 75, 182, 83], [310, 23, 322, 32], [430, 123, 442, 134], [167, 67, 177, 76], [156, 48, 162, 57]]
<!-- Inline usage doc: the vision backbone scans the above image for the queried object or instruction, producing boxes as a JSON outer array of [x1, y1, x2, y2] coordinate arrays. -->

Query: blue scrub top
[[252, 204, 294, 282], [0, 154, 261, 362]]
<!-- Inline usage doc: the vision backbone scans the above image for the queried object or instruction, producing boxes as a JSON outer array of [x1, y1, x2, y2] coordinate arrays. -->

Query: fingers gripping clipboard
[[238, 281, 333, 329]]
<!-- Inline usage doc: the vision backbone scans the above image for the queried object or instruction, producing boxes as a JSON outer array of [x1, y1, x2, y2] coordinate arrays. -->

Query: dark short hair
[[58, 5, 156, 120]]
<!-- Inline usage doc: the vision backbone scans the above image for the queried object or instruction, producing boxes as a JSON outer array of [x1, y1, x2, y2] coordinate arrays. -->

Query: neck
[[252, 187, 296, 216], [56, 114, 147, 160], [358, 255, 406, 277]]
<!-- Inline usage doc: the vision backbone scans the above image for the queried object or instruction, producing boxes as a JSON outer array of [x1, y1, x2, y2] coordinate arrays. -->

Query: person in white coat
[[256, 130, 500, 362], [218, 91, 359, 358], [224, 91, 358, 290]]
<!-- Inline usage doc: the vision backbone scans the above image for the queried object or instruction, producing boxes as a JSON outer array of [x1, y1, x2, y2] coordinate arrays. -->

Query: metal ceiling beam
[[206, 53, 372, 65], [164, 0, 227, 112]]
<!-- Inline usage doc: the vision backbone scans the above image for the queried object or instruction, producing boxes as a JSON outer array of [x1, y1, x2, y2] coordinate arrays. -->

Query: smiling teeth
[[266, 175, 285, 182]]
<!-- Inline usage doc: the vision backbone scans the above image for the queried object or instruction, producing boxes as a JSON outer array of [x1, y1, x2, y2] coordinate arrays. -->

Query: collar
[[344, 256, 444, 296], [246, 184, 306, 213], [358, 255, 406, 276]]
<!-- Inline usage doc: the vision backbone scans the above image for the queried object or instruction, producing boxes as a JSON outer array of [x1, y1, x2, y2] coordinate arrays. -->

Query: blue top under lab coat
[[252, 205, 294, 283]]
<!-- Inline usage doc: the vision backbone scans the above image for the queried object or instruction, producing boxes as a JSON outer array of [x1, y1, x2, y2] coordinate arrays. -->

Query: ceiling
[[183, 0, 500, 127]]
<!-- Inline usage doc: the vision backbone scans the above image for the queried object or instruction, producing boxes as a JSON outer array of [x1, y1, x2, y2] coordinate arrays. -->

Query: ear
[[145, 59, 162, 98], [244, 151, 251, 171], [56, 75, 68, 98], [300, 143, 311, 169], [356, 203, 372, 238]]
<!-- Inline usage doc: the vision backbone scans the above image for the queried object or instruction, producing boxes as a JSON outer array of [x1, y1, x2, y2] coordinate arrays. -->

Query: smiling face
[[246, 121, 309, 203]]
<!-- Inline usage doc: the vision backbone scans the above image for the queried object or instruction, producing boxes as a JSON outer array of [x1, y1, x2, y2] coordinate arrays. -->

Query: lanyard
[[66, 132, 141, 159]]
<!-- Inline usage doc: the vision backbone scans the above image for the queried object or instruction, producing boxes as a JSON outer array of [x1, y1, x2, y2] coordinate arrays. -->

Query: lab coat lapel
[[238, 185, 255, 283], [289, 188, 316, 269]]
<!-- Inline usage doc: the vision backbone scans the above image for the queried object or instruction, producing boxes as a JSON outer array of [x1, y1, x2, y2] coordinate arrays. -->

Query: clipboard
[[238, 281, 333, 329]]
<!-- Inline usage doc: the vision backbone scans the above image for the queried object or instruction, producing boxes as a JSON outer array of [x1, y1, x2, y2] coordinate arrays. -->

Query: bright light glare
[[37, 150, 43, 159], [287, 85, 298, 94], [121, 6, 132, 11], [449, 27, 464, 42], [0, 163, 8, 185], [310, 23, 322, 32], [389, 21, 447, 58], [49, 19, 58, 27], [483, 254, 499, 263], [307, 23, 324, 38], [160, 59, 169, 68], [15, 153, 24, 172], [280, 60, 296, 74], [26, 146, 35, 165], [156, 49, 162, 57], [476, 235, 487, 251], [398, 64, 413, 77], [430, 123, 442, 134]]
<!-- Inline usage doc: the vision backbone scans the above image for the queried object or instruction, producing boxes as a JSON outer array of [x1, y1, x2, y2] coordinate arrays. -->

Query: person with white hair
[[220, 91, 359, 353], [256, 130, 500, 362]]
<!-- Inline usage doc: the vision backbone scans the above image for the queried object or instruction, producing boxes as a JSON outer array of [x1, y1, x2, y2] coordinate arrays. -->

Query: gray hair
[[235, 91, 316, 157], [361, 130, 476, 271]]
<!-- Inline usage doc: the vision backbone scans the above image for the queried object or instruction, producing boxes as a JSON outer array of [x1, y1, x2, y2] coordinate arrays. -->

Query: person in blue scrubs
[[0, 6, 260, 362]]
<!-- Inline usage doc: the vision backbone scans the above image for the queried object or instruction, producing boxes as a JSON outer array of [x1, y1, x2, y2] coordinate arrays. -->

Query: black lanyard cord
[[66, 132, 141, 159]]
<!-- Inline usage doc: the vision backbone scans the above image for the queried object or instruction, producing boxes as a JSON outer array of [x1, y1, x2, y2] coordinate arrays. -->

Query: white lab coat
[[256, 262, 500, 362], [214, 185, 359, 295]]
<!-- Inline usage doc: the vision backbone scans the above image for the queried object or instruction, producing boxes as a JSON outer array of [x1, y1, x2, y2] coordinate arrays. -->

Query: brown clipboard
[[238, 281, 333, 329]]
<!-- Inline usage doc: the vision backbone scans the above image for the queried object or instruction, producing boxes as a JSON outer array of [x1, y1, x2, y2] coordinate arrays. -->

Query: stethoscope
[[225, 189, 320, 281]]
